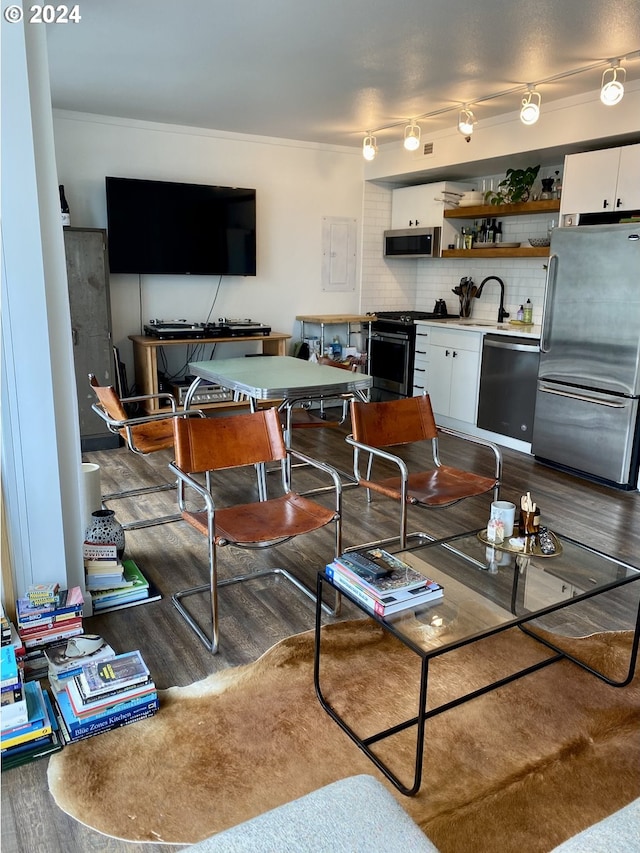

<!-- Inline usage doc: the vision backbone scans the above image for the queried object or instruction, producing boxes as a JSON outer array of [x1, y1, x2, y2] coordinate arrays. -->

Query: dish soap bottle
[[523, 299, 533, 324], [517, 305, 524, 321]]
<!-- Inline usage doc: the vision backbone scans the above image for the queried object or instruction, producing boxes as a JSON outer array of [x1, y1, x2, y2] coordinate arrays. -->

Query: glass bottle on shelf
[[59, 185, 70, 226], [553, 171, 562, 199], [494, 221, 502, 243]]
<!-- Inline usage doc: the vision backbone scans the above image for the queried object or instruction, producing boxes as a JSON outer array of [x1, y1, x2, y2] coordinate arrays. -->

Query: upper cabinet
[[560, 143, 640, 216], [390, 181, 472, 229]]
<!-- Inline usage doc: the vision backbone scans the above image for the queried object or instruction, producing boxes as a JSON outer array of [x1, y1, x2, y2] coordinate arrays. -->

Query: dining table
[[184, 355, 373, 492]]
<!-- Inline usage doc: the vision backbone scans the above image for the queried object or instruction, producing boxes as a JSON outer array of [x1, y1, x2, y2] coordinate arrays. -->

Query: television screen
[[105, 177, 256, 276]]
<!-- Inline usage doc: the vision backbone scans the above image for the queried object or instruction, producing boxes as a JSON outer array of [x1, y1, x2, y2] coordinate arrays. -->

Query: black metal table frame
[[313, 530, 640, 797]]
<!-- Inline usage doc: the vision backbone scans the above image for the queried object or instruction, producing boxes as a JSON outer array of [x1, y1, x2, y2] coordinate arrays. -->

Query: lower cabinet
[[412, 323, 430, 396], [427, 328, 481, 425]]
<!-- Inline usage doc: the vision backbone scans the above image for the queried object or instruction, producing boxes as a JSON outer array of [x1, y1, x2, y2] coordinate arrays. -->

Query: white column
[[1, 1, 87, 605]]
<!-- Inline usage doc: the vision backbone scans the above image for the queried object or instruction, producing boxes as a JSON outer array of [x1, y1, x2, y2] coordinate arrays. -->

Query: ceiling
[[46, 0, 640, 150]]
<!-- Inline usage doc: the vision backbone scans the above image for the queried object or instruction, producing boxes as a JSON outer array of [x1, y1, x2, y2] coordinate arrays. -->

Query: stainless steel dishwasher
[[477, 335, 540, 441]]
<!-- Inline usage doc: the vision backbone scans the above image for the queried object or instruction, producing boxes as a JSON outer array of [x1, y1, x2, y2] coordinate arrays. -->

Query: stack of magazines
[[326, 547, 443, 617], [50, 649, 158, 743]]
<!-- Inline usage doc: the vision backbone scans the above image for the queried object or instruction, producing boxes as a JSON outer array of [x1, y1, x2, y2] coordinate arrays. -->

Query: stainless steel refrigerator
[[531, 222, 640, 489]]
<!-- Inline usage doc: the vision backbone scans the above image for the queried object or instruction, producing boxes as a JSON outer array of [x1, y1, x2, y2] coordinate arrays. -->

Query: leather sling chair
[[169, 407, 343, 654], [346, 394, 502, 550], [88, 374, 204, 529], [286, 355, 360, 430]]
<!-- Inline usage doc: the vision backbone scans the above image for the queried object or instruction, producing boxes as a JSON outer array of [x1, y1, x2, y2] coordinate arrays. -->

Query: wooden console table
[[129, 332, 291, 413]]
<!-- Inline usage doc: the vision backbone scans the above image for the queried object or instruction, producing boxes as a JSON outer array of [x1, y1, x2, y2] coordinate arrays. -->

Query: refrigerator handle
[[540, 253, 558, 354]]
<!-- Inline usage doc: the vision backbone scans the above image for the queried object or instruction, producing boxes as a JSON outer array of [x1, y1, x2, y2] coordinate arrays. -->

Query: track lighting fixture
[[403, 121, 421, 151], [600, 61, 626, 106], [362, 133, 377, 161], [520, 87, 541, 125], [360, 52, 637, 159], [457, 107, 475, 136]]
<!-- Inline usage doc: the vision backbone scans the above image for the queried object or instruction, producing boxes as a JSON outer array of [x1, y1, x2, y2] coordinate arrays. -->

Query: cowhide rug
[[48, 619, 640, 851]]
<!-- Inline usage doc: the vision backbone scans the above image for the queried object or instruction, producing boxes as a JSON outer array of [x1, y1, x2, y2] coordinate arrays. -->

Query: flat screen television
[[105, 176, 256, 275]]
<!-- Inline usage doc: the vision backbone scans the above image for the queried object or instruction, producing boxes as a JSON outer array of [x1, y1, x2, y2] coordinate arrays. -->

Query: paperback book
[[65, 677, 156, 718], [1, 681, 53, 749], [76, 650, 150, 699]]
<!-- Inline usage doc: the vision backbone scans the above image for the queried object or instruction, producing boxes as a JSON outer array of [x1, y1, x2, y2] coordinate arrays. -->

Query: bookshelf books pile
[[1, 653, 62, 771], [16, 586, 85, 681], [45, 635, 116, 694], [326, 548, 443, 617], [83, 543, 159, 613], [50, 650, 159, 743]]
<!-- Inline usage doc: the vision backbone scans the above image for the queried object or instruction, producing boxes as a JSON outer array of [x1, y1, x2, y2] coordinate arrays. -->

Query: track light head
[[600, 62, 626, 106], [457, 107, 475, 136], [403, 121, 421, 151], [520, 87, 541, 125], [362, 133, 377, 161]]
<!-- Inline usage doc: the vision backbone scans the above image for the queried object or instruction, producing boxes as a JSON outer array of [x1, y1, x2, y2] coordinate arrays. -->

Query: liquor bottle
[[59, 185, 70, 226], [494, 221, 503, 243], [553, 171, 562, 200]]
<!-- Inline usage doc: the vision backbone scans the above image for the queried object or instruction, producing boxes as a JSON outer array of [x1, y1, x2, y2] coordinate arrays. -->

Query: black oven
[[370, 327, 413, 399], [368, 310, 455, 400]]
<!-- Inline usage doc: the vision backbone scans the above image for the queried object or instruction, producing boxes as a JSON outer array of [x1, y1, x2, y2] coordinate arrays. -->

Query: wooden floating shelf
[[442, 247, 550, 259], [444, 199, 561, 219]]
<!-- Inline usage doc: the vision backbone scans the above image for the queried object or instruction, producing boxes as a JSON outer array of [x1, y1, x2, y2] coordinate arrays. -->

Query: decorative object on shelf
[[84, 509, 125, 559], [529, 237, 550, 247], [488, 165, 540, 205], [540, 177, 555, 200]]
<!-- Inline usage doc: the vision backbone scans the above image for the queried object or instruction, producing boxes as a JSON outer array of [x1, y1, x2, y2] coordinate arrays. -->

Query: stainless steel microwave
[[384, 227, 441, 258]]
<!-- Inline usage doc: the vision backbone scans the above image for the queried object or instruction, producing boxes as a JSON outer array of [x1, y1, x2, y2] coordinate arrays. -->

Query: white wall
[[52, 113, 365, 380]]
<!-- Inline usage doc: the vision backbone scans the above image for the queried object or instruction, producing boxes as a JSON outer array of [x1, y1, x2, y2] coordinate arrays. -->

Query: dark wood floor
[[3, 415, 640, 853]]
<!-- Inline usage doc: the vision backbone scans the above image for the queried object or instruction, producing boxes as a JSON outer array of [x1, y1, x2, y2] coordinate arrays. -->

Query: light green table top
[[188, 355, 372, 401]]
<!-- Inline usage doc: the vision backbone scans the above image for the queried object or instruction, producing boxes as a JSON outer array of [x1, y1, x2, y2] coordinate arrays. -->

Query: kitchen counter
[[417, 318, 541, 338]]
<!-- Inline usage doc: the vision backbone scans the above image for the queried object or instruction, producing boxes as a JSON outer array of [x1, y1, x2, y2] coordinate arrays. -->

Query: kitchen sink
[[450, 319, 498, 327]]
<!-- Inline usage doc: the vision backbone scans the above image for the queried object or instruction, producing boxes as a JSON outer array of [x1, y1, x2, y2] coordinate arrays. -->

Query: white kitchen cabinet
[[412, 323, 430, 395], [391, 181, 472, 229], [524, 565, 584, 611], [428, 327, 482, 425], [560, 143, 640, 216]]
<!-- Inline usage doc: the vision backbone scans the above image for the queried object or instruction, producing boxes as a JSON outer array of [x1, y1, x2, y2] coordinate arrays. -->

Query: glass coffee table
[[314, 529, 640, 795]]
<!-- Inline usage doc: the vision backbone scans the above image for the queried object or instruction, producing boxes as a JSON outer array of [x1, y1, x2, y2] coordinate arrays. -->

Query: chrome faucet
[[475, 276, 510, 323]]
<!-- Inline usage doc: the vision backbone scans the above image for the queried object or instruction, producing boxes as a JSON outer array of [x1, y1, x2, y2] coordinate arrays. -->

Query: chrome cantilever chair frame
[[89, 376, 204, 530], [169, 409, 343, 654], [346, 395, 502, 551]]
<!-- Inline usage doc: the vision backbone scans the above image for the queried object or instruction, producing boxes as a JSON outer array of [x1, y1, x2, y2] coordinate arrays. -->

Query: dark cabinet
[[64, 227, 119, 450]]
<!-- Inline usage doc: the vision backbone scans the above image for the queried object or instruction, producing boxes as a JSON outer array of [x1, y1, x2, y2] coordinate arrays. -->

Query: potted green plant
[[488, 165, 540, 204]]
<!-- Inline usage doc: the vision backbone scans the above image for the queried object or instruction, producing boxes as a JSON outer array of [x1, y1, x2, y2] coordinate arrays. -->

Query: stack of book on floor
[[326, 547, 443, 617], [1, 646, 61, 771], [44, 634, 116, 695], [50, 649, 159, 743], [83, 543, 129, 592], [84, 544, 158, 613], [16, 586, 85, 681]]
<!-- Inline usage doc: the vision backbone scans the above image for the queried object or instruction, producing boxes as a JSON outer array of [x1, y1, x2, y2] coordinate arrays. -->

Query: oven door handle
[[372, 331, 411, 342]]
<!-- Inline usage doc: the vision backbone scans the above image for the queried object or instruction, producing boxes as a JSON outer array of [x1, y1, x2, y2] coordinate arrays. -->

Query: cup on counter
[[490, 500, 516, 538]]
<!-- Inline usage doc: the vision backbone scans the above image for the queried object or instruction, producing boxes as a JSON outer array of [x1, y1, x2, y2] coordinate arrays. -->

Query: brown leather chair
[[88, 374, 203, 529], [169, 407, 342, 653], [346, 394, 502, 549]]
